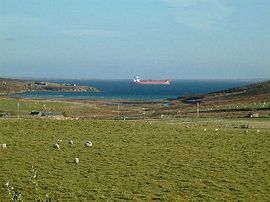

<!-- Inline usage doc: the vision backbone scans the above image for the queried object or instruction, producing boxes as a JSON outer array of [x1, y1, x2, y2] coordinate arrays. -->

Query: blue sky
[[0, 0, 269, 79]]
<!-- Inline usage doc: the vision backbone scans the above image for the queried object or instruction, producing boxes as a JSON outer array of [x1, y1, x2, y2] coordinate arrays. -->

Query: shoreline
[[0, 77, 99, 96]]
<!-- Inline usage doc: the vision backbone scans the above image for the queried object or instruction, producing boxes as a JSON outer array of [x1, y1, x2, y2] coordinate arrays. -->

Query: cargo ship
[[132, 76, 172, 85]]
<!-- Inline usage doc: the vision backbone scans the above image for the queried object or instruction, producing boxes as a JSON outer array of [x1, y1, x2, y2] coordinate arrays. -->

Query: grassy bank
[[1, 119, 269, 201]]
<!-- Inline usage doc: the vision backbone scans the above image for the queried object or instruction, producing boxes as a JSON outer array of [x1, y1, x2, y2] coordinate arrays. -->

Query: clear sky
[[0, 0, 269, 79]]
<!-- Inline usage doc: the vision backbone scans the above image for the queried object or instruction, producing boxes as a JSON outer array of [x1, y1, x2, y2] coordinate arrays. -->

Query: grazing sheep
[[203, 128, 207, 131], [69, 140, 74, 145], [257, 130, 260, 133], [1, 143, 7, 149], [85, 141, 92, 147], [53, 143, 60, 150], [74, 158, 79, 164], [214, 128, 219, 131]]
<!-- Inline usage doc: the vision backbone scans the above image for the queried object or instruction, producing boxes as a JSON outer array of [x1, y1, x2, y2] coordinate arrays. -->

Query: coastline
[[6, 79, 257, 101], [0, 77, 99, 96], [0, 78, 269, 120]]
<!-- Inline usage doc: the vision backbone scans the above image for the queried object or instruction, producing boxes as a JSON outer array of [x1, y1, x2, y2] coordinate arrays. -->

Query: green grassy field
[[1, 119, 270, 201], [2, 97, 270, 121], [0, 97, 111, 118], [0, 98, 74, 115]]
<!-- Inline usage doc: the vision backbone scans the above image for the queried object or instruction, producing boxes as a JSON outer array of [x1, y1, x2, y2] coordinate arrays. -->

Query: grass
[[0, 97, 113, 118], [0, 97, 142, 119], [1, 97, 270, 120], [1, 119, 270, 201], [0, 97, 74, 115]]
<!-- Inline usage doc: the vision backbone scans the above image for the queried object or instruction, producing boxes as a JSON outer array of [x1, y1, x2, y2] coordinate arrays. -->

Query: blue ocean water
[[15, 79, 255, 100]]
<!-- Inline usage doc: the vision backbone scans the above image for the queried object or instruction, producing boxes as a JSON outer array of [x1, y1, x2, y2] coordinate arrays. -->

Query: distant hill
[[178, 80, 270, 104], [0, 77, 99, 95]]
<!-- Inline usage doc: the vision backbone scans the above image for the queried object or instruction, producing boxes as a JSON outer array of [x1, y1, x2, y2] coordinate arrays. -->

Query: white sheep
[[257, 130, 260, 133], [69, 140, 74, 145], [214, 128, 219, 131], [53, 143, 60, 150], [85, 141, 92, 147], [203, 128, 207, 131], [74, 158, 79, 164], [1, 143, 7, 149]]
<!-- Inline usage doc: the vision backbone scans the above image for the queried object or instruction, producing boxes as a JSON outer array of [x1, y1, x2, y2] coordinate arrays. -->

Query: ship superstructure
[[133, 76, 171, 85]]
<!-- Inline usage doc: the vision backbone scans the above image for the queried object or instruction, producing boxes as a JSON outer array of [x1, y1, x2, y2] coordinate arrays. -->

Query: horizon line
[[0, 76, 267, 82]]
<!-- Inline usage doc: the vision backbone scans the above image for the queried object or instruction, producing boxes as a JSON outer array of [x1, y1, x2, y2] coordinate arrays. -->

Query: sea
[[14, 79, 256, 100]]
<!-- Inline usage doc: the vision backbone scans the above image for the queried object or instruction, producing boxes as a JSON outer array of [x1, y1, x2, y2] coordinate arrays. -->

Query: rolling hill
[[178, 80, 270, 104]]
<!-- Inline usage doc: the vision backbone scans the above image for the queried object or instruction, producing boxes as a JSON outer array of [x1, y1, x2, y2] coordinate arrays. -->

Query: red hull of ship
[[133, 80, 171, 85]]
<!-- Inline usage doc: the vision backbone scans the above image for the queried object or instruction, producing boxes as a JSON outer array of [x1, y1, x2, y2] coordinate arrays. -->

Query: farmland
[[1, 96, 270, 120], [1, 79, 270, 201], [1, 119, 270, 201]]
